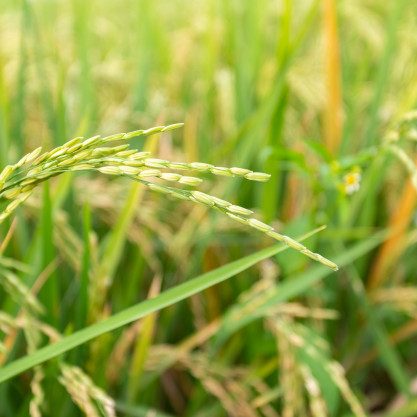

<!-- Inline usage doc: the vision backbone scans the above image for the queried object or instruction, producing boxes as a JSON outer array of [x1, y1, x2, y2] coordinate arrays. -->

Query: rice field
[[1, 0, 417, 416]]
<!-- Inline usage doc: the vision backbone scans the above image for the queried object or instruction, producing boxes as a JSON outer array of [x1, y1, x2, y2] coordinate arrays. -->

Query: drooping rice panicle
[[0, 268, 44, 314], [59, 364, 116, 417], [0, 124, 337, 270], [136, 181, 338, 271]]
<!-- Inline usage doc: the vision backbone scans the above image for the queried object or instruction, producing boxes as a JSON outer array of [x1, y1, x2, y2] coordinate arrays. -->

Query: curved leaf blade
[[0, 239, 306, 384]]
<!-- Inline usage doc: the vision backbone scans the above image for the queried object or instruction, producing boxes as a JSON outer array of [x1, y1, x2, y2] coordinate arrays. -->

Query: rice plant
[[0, 124, 337, 270], [2, 0, 417, 416]]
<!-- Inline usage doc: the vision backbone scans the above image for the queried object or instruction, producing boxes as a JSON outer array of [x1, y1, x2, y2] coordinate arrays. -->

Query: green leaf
[[0, 235, 315, 384], [39, 182, 58, 326], [210, 230, 387, 351], [75, 203, 91, 331]]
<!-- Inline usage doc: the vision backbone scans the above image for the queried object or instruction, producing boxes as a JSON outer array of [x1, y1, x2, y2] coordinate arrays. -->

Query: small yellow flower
[[343, 168, 361, 195]]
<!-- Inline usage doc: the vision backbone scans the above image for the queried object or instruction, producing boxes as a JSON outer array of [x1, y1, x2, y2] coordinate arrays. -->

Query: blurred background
[[1, 0, 417, 416]]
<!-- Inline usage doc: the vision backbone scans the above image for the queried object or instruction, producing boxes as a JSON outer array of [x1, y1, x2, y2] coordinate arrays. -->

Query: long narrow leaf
[[0, 236, 318, 384]]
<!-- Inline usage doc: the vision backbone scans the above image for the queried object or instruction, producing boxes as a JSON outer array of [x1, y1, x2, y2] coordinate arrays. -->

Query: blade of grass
[[38, 183, 58, 326], [210, 230, 386, 352], [75, 203, 91, 331], [0, 239, 298, 384], [72, 0, 97, 133], [260, 0, 291, 222], [323, 0, 342, 154], [127, 275, 161, 401]]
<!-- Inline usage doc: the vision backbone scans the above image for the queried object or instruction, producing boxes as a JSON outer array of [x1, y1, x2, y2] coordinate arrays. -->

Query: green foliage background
[[1, 0, 417, 416]]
